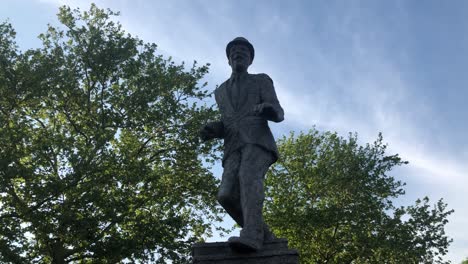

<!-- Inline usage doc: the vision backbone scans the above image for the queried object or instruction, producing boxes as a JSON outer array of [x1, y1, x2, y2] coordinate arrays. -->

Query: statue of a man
[[200, 37, 284, 252]]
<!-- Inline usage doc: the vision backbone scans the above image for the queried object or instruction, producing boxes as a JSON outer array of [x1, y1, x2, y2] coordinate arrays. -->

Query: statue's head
[[226, 37, 254, 73]]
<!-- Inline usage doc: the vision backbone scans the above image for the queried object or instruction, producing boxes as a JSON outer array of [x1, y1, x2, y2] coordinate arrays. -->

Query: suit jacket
[[214, 72, 284, 166]]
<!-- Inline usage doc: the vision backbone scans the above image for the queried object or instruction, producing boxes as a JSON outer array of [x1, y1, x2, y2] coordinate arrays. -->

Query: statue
[[200, 37, 284, 252]]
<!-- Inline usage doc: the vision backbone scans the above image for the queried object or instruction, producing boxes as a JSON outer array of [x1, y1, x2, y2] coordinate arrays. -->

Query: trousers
[[217, 144, 274, 242]]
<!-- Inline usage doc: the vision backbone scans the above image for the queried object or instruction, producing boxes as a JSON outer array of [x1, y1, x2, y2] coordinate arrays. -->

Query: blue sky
[[2, 0, 468, 262]]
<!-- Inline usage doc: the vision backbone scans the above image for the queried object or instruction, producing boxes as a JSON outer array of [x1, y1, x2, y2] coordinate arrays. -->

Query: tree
[[461, 258, 468, 264], [264, 129, 454, 264], [0, 5, 222, 264]]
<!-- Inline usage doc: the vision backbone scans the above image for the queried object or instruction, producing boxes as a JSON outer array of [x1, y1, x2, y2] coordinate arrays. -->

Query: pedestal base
[[192, 239, 299, 264]]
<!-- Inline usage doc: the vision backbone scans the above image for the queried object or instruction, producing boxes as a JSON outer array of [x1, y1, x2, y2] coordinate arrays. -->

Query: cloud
[[32, 0, 468, 261]]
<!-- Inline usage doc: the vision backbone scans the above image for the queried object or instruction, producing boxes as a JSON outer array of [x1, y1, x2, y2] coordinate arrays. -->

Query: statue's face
[[228, 44, 252, 72]]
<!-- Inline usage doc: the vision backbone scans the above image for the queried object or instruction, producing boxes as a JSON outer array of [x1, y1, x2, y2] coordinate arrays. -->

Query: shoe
[[228, 236, 262, 252], [264, 229, 277, 242], [263, 223, 277, 242]]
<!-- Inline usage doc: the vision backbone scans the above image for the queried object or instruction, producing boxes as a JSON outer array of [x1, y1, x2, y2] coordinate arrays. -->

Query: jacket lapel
[[222, 73, 253, 113], [236, 75, 254, 112]]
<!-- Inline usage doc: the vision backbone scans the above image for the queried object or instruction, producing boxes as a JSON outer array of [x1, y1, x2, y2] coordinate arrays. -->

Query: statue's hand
[[199, 122, 223, 141], [199, 125, 216, 142], [253, 103, 275, 117]]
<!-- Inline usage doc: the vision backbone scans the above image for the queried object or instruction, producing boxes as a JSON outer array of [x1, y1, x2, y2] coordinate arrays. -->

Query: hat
[[226, 37, 255, 61]]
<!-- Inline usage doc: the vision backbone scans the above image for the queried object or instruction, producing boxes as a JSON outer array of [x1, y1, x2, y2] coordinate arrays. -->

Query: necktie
[[233, 75, 241, 109]]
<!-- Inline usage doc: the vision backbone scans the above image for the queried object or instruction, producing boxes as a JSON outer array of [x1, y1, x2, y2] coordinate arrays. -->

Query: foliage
[[0, 5, 221, 264], [264, 129, 454, 264]]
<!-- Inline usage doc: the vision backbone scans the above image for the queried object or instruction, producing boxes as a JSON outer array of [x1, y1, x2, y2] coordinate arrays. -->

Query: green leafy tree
[[264, 129, 453, 264], [461, 258, 468, 264], [0, 5, 222, 264]]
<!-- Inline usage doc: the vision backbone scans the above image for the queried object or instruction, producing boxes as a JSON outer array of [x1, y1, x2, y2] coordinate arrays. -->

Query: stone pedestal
[[192, 239, 299, 264]]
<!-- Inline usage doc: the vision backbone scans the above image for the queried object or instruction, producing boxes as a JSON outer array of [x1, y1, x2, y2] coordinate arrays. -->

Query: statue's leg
[[237, 144, 274, 246], [217, 150, 243, 227]]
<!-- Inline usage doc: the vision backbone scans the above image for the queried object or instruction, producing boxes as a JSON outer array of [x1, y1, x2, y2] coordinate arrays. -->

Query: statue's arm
[[211, 89, 225, 138], [200, 89, 224, 141], [258, 74, 284, 123]]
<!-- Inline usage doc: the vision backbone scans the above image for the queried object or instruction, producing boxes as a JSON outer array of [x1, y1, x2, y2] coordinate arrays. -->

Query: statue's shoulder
[[214, 79, 229, 95], [218, 79, 230, 89], [251, 73, 273, 86]]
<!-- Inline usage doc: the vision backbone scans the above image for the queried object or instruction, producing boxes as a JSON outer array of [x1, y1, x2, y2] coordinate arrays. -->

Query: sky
[[2, 0, 467, 262]]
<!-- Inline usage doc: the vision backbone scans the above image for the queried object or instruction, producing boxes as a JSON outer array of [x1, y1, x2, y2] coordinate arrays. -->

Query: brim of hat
[[226, 41, 255, 59]]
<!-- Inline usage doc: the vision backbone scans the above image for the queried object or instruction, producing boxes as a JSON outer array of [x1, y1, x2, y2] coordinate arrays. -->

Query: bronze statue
[[200, 37, 284, 252]]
